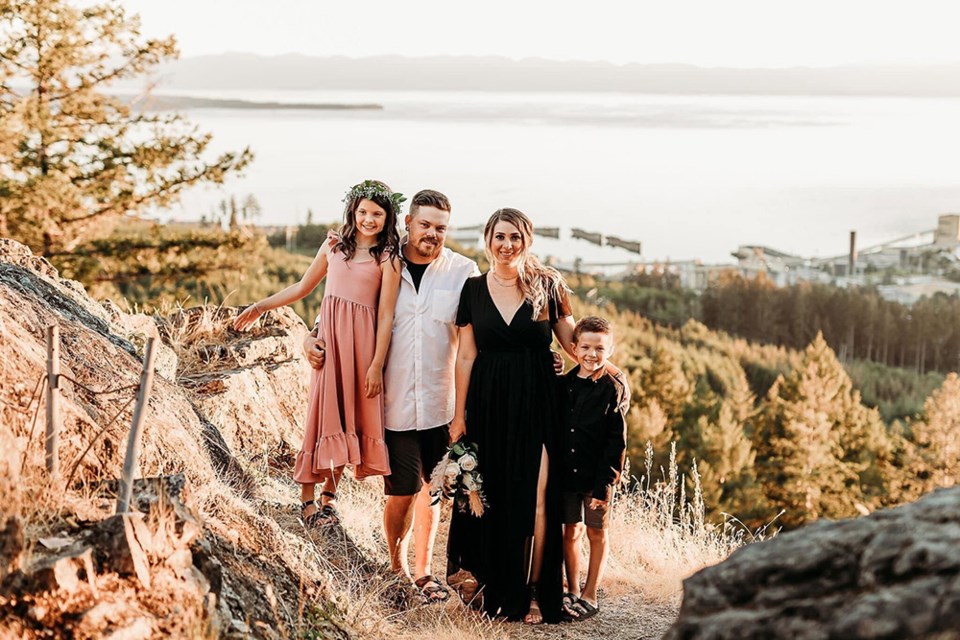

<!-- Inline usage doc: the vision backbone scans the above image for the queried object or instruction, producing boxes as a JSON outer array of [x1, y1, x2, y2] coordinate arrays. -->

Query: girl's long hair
[[483, 208, 568, 320], [336, 180, 401, 263]]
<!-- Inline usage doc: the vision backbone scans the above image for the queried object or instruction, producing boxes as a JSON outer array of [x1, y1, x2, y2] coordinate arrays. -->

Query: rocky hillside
[[0, 238, 387, 638], [13, 233, 954, 640], [0, 238, 695, 640]]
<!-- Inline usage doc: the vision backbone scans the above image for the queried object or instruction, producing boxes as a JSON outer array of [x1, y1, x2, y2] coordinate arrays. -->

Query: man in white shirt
[[303, 189, 479, 602]]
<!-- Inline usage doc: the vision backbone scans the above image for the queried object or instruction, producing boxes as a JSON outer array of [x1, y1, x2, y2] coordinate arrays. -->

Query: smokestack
[[849, 231, 857, 277]]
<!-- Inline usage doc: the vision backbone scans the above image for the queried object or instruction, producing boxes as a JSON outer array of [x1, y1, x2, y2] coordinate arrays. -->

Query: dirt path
[[512, 595, 676, 640], [265, 469, 680, 639], [416, 506, 679, 640]]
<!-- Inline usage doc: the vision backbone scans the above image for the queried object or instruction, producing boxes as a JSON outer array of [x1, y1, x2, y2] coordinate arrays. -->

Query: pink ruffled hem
[[355, 433, 391, 479], [293, 432, 390, 483]]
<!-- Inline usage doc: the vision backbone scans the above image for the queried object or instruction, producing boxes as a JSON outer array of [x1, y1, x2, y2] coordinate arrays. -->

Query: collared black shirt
[[561, 365, 630, 501]]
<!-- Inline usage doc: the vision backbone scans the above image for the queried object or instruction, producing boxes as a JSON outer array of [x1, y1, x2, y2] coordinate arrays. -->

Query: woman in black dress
[[447, 208, 576, 624]]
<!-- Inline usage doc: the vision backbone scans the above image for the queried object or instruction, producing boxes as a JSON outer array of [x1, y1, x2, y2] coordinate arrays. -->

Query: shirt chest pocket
[[431, 289, 460, 323]]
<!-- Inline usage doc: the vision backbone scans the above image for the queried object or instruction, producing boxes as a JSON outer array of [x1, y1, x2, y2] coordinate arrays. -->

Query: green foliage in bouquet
[[429, 441, 488, 517]]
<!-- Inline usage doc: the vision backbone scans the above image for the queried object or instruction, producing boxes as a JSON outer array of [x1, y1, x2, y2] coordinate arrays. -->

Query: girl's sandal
[[317, 490, 340, 526], [301, 500, 323, 528]]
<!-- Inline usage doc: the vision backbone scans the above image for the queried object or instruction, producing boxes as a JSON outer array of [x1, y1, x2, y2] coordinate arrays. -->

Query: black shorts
[[562, 491, 613, 530], [383, 425, 450, 496]]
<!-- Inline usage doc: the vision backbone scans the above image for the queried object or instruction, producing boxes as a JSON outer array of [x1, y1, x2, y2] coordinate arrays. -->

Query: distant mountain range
[[141, 53, 960, 96]]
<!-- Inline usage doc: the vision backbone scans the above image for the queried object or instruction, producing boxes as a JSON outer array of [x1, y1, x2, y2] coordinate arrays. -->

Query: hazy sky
[[120, 0, 960, 68]]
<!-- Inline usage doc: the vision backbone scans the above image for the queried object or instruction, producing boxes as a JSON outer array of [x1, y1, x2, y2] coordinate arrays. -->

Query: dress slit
[[446, 275, 567, 622]]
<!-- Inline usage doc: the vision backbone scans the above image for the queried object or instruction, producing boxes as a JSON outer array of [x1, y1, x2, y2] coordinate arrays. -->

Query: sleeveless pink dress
[[294, 250, 391, 482]]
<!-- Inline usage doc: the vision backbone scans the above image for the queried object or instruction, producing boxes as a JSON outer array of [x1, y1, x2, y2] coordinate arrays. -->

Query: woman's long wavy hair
[[336, 180, 401, 263], [483, 208, 567, 320]]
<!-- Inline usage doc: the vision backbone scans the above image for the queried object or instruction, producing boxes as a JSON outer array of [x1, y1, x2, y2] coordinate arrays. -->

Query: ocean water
[[155, 90, 960, 264]]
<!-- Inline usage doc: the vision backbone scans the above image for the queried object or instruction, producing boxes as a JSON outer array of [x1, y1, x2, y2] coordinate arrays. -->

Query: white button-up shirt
[[383, 246, 480, 431]]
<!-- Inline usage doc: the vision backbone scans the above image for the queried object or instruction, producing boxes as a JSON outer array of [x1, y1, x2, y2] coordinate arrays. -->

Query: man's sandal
[[414, 575, 451, 603]]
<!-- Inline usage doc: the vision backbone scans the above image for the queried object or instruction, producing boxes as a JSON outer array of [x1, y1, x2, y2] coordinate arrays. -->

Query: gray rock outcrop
[[160, 304, 311, 456], [666, 486, 960, 640]]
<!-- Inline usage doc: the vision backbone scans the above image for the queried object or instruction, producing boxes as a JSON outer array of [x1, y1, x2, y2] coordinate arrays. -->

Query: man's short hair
[[573, 316, 613, 343], [409, 189, 451, 217]]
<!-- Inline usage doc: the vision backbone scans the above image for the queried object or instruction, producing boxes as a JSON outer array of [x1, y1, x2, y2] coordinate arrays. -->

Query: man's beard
[[413, 238, 441, 258]]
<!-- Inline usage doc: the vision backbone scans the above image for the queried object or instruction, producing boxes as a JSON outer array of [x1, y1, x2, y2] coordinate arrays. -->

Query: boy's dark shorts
[[562, 491, 613, 530], [383, 425, 450, 496]]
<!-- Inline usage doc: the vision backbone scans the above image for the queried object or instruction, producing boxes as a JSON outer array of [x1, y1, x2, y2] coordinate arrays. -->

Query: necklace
[[491, 271, 518, 288], [356, 246, 372, 252]]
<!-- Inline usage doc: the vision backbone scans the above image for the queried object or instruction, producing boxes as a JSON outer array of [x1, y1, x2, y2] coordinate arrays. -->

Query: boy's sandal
[[561, 592, 581, 621], [571, 598, 599, 622], [414, 574, 450, 603]]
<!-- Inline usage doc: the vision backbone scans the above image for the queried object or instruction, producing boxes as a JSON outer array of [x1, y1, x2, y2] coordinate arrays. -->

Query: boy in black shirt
[[560, 316, 629, 621]]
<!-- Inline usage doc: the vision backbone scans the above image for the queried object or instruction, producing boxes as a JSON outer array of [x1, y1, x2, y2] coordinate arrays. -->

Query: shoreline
[[133, 94, 383, 111]]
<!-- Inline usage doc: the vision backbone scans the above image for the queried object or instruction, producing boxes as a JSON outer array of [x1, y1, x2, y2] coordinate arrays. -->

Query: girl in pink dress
[[234, 180, 403, 526]]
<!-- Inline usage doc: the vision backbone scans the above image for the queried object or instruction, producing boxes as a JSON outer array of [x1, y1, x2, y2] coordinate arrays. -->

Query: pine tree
[[228, 196, 239, 231], [696, 372, 757, 514], [877, 421, 926, 506], [241, 195, 262, 224], [639, 346, 692, 423], [911, 372, 960, 489], [752, 333, 883, 528], [625, 400, 669, 469], [0, 0, 253, 255]]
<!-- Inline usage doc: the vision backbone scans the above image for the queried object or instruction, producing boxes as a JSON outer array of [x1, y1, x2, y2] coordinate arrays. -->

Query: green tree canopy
[[0, 0, 252, 254], [911, 372, 960, 490], [753, 333, 888, 528]]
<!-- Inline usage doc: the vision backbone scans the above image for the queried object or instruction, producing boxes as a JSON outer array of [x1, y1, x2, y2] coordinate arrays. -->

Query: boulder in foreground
[[666, 486, 960, 640]]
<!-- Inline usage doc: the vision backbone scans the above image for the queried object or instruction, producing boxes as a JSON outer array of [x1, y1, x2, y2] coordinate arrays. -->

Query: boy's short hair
[[573, 316, 613, 344], [409, 189, 451, 217]]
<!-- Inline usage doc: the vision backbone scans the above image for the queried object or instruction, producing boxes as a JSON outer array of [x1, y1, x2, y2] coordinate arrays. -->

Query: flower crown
[[343, 180, 406, 215]]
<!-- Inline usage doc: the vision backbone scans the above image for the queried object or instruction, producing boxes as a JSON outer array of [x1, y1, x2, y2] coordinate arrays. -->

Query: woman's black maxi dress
[[446, 275, 570, 623]]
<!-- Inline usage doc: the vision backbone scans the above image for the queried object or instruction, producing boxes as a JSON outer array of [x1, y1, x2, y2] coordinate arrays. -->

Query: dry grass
[[151, 300, 237, 377], [2, 426, 219, 639], [1, 295, 750, 639], [5, 403, 739, 640], [260, 439, 754, 639], [603, 441, 764, 605]]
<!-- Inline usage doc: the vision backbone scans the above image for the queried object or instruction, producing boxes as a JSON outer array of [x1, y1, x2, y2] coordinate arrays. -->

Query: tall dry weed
[[602, 441, 772, 603], [304, 440, 757, 637], [153, 300, 236, 377]]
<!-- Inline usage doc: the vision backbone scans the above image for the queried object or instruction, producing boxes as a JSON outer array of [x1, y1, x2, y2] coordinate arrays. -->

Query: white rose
[[462, 474, 478, 491], [459, 454, 477, 471], [445, 462, 461, 478]]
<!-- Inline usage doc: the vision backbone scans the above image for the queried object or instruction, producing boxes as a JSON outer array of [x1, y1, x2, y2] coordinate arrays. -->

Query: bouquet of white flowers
[[429, 440, 487, 517]]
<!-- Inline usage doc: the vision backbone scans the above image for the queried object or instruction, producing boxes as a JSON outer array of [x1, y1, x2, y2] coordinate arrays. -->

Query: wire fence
[[15, 323, 158, 515]]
